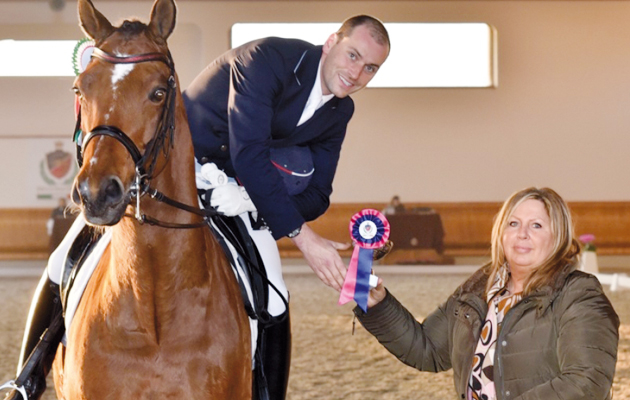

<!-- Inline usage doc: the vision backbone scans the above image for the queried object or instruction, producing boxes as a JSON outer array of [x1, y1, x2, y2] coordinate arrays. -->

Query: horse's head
[[72, 0, 178, 226]]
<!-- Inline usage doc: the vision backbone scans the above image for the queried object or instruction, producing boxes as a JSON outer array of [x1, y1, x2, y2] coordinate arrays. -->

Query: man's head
[[320, 15, 390, 98]]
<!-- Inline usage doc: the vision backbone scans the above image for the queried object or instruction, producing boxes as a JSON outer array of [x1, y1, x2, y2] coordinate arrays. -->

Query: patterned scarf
[[468, 264, 522, 400]]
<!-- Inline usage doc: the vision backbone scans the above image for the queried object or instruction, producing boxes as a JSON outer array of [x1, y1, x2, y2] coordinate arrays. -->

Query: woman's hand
[[367, 277, 386, 308]]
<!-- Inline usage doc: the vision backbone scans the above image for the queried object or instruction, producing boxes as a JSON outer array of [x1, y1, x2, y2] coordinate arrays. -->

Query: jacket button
[[506, 390, 511, 397], [200, 156, 209, 164], [502, 340, 507, 347], [220, 144, 228, 152]]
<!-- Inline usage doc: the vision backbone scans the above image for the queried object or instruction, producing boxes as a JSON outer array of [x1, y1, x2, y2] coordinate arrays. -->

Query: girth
[[60, 224, 103, 316]]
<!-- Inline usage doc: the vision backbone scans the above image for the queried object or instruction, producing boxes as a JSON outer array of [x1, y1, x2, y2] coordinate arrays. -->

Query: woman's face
[[502, 199, 555, 272]]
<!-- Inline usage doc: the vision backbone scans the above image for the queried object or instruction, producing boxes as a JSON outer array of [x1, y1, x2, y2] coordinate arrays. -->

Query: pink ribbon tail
[[338, 246, 360, 306]]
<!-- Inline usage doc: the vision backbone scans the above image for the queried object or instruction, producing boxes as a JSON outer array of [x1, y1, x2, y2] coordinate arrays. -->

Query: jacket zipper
[[458, 294, 487, 399], [493, 295, 540, 399]]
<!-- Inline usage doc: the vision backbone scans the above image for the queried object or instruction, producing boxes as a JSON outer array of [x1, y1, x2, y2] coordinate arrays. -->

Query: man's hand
[[291, 223, 350, 291]]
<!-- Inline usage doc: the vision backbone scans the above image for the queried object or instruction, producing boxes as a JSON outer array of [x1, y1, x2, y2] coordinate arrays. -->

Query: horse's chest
[[64, 295, 224, 397], [80, 289, 211, 349]]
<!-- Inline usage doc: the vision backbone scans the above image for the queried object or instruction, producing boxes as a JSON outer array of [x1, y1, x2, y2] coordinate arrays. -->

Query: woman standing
[[356, 187, 619, 400]]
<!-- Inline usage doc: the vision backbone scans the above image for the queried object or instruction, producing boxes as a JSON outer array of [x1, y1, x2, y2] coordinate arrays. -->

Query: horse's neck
[[109, 115, 211, 291]]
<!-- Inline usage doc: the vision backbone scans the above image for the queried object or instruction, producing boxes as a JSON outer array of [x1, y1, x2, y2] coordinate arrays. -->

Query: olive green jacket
[[355, 265, 619, 400]]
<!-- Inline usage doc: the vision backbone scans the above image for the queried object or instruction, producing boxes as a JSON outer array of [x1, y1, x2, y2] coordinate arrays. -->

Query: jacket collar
[[528, 262, 578, 314], [458, 267, 490, 298], [457, 262, 579, 315]]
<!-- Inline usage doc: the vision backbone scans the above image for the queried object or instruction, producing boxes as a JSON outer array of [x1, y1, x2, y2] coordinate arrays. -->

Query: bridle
[[73, 47, 215, 229]]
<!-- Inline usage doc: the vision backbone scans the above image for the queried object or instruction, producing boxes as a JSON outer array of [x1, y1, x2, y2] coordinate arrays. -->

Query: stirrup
[[0, 380, 28, 400]]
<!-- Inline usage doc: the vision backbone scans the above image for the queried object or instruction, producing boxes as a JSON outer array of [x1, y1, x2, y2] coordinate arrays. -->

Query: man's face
[[320, 25, 389, 98]]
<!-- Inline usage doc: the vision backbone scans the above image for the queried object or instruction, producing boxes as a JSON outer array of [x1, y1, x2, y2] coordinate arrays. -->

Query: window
[[231, 22, 497, 88], [0, 40, 77, 77]]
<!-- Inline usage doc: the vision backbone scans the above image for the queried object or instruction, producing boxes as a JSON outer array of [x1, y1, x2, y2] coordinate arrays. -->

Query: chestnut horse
[[53, 0, 251, 398]]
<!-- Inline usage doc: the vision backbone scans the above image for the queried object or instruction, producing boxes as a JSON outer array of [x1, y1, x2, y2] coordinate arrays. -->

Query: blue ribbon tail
[[354, 247, 374, 312]]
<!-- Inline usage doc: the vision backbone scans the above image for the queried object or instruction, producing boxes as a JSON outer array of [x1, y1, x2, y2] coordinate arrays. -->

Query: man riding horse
[[2, 0, 390, 398]]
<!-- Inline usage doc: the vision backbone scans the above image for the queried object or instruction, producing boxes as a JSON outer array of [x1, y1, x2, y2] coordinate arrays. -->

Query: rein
[[74, 47, 216, 229]]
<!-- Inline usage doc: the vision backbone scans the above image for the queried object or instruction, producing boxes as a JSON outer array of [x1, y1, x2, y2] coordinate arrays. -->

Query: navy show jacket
[[183, 37, 355, 239]]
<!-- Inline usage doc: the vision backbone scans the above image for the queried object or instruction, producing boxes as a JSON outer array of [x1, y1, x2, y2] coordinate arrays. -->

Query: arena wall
[[3, 202, 628, 260]]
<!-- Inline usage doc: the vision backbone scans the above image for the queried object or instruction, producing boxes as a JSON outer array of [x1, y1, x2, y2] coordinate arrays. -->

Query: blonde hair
[[484, 187, 580, 296]]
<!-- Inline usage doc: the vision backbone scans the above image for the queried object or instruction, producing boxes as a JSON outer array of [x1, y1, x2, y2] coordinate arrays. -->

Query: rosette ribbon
[[338, 209, 390, 312]]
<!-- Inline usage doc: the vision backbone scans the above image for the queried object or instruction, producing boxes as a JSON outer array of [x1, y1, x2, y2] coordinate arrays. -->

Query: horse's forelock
[[118, 19, 148, 37], [102, 18, 167, 55], [109, 18, 169, 50]]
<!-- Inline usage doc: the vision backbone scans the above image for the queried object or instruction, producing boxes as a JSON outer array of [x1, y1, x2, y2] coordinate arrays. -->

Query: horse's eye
[[150, 88, 167, 103]]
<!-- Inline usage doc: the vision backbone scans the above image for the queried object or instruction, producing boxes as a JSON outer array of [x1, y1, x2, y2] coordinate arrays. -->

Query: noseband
[[73, 47, 215, 228]]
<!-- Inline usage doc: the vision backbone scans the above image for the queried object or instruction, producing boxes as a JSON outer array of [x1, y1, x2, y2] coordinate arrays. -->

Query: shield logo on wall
[[39, 141, 77, 186], [46, 144, 73, 179], [35, 138, 78, 202]]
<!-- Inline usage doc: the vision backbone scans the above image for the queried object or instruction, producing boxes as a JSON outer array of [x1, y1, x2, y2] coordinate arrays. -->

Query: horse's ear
[[77, 0, 114, 42], [149, 0, 177, 41]]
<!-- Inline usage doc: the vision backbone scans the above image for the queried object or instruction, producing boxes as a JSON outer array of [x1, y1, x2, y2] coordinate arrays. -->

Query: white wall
[[1, 1, 629, 208]]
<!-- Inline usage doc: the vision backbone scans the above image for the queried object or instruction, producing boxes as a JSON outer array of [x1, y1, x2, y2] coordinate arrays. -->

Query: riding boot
[[261, 310, 292, 400], [3, 272, 64, 400]]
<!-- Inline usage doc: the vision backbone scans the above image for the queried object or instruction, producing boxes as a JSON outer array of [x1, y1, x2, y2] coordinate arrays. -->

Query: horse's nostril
[[71, 183, 82, 205], [75, 179, 92, 204], [103, 176, 124, 203]]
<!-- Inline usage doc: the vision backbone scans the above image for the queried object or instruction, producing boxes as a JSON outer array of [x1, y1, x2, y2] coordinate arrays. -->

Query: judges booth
[[381, 208, 454, 265]]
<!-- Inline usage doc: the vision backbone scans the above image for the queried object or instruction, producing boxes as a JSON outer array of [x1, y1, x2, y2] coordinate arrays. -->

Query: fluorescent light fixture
[[231, 23, 496, 88], [0, 40, 77, 77]]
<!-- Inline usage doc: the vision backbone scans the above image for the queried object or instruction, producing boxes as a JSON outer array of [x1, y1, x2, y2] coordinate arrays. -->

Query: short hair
[[484, 187, 580, 296], [336, 15, 390, 50]]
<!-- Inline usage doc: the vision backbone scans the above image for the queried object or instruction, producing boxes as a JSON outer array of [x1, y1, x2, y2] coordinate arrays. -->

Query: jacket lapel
[[283, 46, 323, 130]]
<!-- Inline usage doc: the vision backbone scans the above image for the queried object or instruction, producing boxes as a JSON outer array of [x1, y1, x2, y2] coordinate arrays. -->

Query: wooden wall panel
[[2, 202, 629, 259], [278, 202, 501, 258], [0, 209, 50, 259], [278, 202, 630, 258], [570, 202, 630, 254]]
